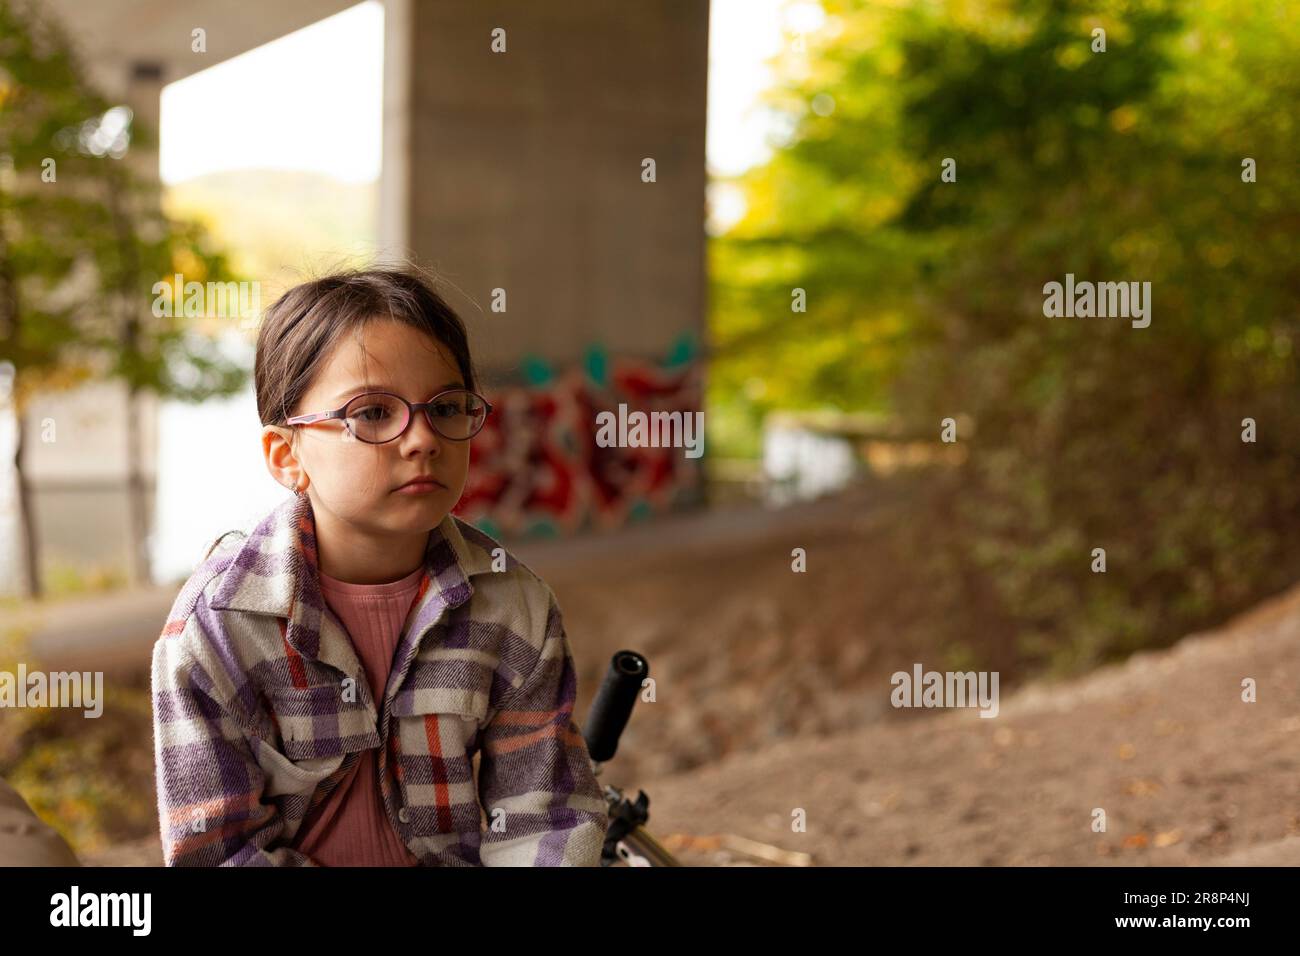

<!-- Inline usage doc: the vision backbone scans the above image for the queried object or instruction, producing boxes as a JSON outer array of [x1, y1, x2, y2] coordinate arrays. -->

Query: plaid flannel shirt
[[150, 493, 609, 866]]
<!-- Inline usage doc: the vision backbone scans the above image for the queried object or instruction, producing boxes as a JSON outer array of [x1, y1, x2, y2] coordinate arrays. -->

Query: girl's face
[[262, 318, 473, 558]]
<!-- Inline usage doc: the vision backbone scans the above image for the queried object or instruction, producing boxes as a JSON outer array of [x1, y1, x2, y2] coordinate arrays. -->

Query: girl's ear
[[262, 423, 293, 449], [262, 424, 304, 490]]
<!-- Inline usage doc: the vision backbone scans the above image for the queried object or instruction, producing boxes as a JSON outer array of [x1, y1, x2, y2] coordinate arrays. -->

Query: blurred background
[[1, 0, 1297, 866]]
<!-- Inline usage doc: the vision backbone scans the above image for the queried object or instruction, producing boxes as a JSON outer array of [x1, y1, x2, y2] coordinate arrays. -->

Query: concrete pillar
[[388, 1, 710, 536], [379, 0, 413, 263], [396, 0, 709, 373]]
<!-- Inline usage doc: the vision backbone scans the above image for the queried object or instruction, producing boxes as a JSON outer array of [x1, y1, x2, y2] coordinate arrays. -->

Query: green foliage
[[0, 0, 248, 409], [712, 0, 1300, 670], [164, 168, 378, 285]]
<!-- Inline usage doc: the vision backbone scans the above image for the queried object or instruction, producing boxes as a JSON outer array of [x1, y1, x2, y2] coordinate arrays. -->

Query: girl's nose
[[401, 408, 443, 455]]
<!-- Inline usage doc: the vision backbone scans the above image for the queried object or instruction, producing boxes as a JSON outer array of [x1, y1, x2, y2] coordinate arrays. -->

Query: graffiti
[[453, 336, 704, 538]]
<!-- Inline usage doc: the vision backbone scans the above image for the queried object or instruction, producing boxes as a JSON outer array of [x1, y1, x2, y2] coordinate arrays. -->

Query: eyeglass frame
[[282, 388, 494, 444]]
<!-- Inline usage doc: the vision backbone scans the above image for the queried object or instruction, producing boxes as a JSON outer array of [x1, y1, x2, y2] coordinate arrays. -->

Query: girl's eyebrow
[[331, 381, 465, 403]]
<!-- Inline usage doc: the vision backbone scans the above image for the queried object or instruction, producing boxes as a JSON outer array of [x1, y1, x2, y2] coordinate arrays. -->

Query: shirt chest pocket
[[387, 686, 490, 834], [251, 737, 347, 801], [254, 685, 382, 798]]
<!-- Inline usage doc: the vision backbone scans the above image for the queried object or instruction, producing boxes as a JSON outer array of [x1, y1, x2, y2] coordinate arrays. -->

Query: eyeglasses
[[284, 388, 493, 444]]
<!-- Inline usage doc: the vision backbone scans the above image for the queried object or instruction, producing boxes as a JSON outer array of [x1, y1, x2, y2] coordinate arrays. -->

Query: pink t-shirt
[[290, 561, 426, 866]]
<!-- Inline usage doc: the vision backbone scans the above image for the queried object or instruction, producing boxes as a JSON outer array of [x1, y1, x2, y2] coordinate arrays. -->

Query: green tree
[[713, 0, 1300, 671], [0, 0, 248, 597]]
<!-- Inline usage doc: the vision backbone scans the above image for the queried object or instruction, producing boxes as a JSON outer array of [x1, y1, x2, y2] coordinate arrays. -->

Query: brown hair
[[254, 267, 480, 429]]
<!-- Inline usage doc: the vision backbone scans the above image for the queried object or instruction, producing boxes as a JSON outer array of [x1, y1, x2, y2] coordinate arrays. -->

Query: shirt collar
[[208, 493, 494, 667]]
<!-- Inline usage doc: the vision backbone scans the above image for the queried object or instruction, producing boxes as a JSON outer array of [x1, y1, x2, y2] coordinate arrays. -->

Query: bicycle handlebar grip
[[582, 650, 648, 763]]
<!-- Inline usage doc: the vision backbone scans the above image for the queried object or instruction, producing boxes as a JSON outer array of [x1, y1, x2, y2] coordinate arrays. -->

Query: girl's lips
[[394, 479, 445, 494]]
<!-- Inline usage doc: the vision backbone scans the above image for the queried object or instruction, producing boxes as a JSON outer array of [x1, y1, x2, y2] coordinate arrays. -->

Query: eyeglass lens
[[344, 391, 488, 443]]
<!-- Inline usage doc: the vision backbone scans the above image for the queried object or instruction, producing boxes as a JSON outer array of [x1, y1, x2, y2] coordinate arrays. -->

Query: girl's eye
[[354, 406, 391, 422], [431, 402, 462, 417]]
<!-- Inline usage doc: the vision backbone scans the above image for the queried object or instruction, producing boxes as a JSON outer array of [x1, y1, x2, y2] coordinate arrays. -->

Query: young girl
[[150, 268, 609, 866]]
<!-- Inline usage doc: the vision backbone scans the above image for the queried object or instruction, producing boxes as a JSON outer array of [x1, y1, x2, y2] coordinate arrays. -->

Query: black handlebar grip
[[582, 650, 649, 763]]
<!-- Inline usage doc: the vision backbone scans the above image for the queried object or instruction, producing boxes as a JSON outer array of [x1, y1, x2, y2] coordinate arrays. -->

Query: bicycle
[[582, 649, 682, 867]]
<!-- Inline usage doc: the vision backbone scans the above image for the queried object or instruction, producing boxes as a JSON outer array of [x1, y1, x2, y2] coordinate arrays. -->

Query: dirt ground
[[637, 590, 1300, 866], [524, 486, 1300, 867], [69, 484, 1300, 866]]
